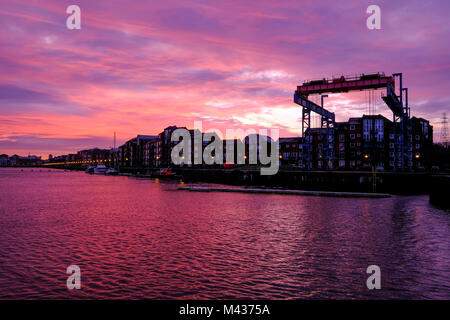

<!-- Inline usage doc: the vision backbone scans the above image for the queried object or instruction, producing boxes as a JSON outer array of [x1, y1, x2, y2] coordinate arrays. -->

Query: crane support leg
[[295, 92, 335, 170], [387, 73, 412, 171], [302, 107, 311, 169]]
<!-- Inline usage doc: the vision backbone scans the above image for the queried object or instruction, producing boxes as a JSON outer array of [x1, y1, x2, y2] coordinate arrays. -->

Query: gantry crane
[[294, 72, 412, 171]]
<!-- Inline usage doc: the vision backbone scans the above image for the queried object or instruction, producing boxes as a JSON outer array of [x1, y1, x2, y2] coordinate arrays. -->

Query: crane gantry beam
[[296, 73, 394, 96]]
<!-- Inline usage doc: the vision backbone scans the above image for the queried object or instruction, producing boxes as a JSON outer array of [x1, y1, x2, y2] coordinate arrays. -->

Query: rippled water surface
[[0, 168, 449, 299]]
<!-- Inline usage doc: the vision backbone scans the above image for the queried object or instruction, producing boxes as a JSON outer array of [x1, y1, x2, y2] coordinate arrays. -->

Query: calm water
[[0, 168, 449, 299]]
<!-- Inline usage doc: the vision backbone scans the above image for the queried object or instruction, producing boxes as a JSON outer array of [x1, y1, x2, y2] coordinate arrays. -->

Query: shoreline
[[4, 167, 449, 206]]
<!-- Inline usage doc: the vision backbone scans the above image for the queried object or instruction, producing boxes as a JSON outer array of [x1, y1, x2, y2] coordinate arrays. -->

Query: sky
[[0, 0, 449, 157]]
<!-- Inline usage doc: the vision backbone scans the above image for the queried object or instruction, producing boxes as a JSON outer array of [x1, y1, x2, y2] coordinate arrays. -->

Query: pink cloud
[[0, 0, 449, 156]]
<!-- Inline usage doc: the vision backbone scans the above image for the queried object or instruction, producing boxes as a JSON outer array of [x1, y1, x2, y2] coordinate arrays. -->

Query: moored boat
[[153, 168, 181, 180], [105, 168, 118, 175], [85, 164, 95, 174], [94, 163, 107, 175], [159, 168, 174, 176]]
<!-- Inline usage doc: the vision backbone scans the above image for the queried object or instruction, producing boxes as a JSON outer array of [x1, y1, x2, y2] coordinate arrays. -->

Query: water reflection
[[0, 168, 449, 299]]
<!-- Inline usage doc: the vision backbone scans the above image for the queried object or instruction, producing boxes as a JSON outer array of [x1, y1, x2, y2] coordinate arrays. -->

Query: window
[[416, 135, 420, 141], [390, 143, 394, 149], [390, 152, 394, 157], [416, 144, 420, 149], [363, 119, 374, 141], [350, 134, 355, 139], [350, 125, 356, 130], [350, 143, 355, 148], [375, 119, 383, 130], [339, 134, 345, 142], [363, 133, 370, 142], [375, 119, 384, 142], [389, 134, 395, 140]]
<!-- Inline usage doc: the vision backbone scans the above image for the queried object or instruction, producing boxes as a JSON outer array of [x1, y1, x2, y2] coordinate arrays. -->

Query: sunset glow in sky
[[1, 0, 449, 157]]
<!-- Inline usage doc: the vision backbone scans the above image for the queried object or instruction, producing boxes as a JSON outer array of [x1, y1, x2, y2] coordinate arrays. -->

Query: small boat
[[159, 168, 175, 177], [85, 164, 95, 174], [105, 168, 118, 175], [159, 168, 175, 176], [154, 168, 181, 180], [94, 163, 107, 175]]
